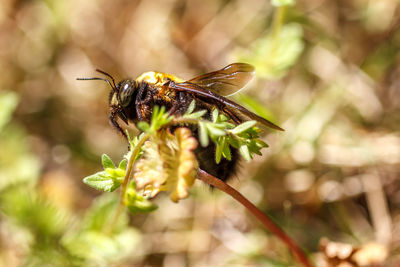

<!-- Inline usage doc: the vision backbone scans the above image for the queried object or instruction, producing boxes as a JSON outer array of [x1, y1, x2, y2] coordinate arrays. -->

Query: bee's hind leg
[[169, 92, 194, 116], [221, 107, 242, 125]]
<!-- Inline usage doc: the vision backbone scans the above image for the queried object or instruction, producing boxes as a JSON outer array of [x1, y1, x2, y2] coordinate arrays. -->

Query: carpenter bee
[[77, 63, 283, 181]]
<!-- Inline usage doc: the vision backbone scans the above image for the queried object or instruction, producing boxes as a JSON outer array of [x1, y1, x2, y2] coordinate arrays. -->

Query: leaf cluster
[[181, 102, 269, 163], [83, 154, 156, 213]]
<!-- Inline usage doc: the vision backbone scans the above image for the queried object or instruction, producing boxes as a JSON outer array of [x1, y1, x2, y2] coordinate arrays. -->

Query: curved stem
[[108, 133, 150, 231], [271, 5, 286, 41], [120, 133, 150, 203], [198, 169, 313, 267]]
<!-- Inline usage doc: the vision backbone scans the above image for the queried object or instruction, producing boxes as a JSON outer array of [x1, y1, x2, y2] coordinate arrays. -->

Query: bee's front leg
[[109, 109, 128, 141], [135, 84, 153, 122]]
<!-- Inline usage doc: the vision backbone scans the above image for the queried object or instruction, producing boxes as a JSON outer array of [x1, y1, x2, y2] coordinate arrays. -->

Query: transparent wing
[[169, 81, 284, 131], [188, 63, 255, 97]]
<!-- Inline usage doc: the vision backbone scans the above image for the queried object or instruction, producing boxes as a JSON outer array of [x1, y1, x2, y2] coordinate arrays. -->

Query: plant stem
[[108, 133, 150, 231], [198, 169, 313, 267], [171, 117, 205, 125], [271, 5, 286, 42]]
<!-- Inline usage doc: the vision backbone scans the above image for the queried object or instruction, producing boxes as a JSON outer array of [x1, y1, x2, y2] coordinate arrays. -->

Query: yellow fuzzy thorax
[[136, 71, 184, 86]]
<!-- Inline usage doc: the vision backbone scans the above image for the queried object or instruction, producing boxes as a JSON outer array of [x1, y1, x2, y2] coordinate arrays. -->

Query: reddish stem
[[198, 169, 313, 267]]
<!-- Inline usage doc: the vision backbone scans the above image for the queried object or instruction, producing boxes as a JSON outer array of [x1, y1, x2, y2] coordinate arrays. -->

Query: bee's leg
[[109, 111, 128, 141], [169, 92, 193, 116], [135, 84, 153, 121], [221, 107, 242, 124]]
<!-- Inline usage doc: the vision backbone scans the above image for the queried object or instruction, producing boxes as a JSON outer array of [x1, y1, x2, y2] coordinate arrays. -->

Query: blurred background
[[0, 0, 399, 266]]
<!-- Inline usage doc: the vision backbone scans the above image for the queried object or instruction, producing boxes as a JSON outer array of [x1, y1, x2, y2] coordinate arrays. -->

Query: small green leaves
[[137, 106, 173, 133], [240, 145, 251, 161], [183, 100, 207, 119], [137, 121, 150, 132], [83, 155, 126, 192], [125, 132, 145, 162], [150, 106, 173, 132], [230, 121, 257, 135], [183, 109, 207, 119], [198, 121, 209, 147], [125, 181, 158, 214], [118, 159, 127, 170], [102, 154, 115, 169], [183, 106, 269, 162], [83, 172, 122, 192]]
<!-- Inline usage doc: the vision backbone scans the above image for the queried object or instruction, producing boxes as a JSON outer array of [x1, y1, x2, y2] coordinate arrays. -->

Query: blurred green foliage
[[237, 23, 304, 79], [0, 93, 141, 266]]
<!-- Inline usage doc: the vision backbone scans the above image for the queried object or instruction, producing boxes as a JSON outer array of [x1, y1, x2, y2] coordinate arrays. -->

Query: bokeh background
[[0, 0, 399, 266]]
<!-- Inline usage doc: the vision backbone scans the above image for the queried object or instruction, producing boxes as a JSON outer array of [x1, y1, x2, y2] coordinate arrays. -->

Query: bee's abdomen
[[195, 142, 239, 182]]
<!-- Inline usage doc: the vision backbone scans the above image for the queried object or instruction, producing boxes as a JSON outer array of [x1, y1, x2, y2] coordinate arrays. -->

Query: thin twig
[[107, 133, 150, 232], [198, 169, 313, 267]]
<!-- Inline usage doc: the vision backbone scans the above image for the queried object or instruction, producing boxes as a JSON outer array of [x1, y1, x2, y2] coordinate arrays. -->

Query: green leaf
[[256, 139, 269, 148], [126, 132, 146, 161], [228, 137, 240, 148], [127, 198, 158, 214], [149, 106, 173, 132], [137, 121, 150, 132], [239, 145, 252, 161], [118, 159, 127, 170], [212, 109, 219, 123], [83, 171, 123, 192], [185, 100, 196, 114], [125, 181, 158, 214], [105, 168, 125, 177], [184, 110, 207, 119], [221, 138, 232, 160], [198, 122, 209, 147], [206, 124, 226, 137], [230, 121, 257, 135], [217, 113, 230, 123], [102, 154, 115, 169], [215, 143, 222, 164]]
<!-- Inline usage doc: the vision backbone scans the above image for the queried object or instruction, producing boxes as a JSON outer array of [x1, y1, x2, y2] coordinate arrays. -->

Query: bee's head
[[77, 69, 137, 108], [114, 79, 137, 107]]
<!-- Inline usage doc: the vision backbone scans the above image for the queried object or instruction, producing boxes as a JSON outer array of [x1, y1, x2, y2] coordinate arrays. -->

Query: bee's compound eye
[[119, 81, 135, 107]]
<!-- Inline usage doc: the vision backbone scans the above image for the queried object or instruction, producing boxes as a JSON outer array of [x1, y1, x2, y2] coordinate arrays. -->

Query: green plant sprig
[[173, 101, 269, 163], [83, 101, 269, 212]]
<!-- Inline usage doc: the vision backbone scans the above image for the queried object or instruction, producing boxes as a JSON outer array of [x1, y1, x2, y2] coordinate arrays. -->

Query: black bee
[[77, 63, 283, 181]]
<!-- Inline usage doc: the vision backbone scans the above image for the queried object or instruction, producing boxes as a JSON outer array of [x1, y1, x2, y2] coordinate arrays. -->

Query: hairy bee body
[[78, 63, 283, 182], [110, 73, 239, 181]]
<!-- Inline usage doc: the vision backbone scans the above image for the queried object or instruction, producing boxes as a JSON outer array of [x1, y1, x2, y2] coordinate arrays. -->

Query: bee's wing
[[169, 81, 284, 131], [187, 63, 255, 97]]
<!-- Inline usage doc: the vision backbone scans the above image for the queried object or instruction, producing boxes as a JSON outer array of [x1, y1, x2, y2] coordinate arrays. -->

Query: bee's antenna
[[77, 69, 118, 92], [76, 77, 116, 92], [95, 69, 117, 89]]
